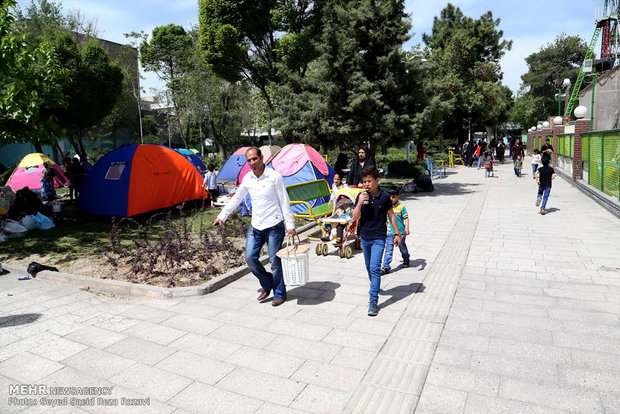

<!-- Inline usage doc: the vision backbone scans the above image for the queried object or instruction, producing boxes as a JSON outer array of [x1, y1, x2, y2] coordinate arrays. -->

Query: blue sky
[[16, 0, 602, 96]]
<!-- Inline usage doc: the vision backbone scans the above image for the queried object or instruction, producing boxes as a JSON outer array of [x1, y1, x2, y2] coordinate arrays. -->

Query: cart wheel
[[345, 246, 353, 259], [355, 239, 362, 250], [322, 243, 329, 256], [339, 247, 345, 258], [315, 244, 322, 256]]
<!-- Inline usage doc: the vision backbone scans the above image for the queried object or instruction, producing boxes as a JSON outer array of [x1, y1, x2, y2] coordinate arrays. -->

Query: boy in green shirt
[[381, 186, 410, 274]]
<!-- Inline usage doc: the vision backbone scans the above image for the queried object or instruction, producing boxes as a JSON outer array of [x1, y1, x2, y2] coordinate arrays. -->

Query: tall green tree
[[422, 3, 513, 144], [198, 0, 324, 141], [0, 0, 67, 151], [276, 0, 415, 149], [518, 34, 587, 120], [140, 24, 192, 147], [176, 31, 249, 157]]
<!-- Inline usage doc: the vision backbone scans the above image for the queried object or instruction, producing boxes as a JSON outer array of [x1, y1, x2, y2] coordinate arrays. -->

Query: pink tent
[[6, 153, 69, 191]]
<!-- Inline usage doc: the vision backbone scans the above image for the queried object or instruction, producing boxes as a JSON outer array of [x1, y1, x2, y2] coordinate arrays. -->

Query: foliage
[[106, 207, 249, 286], [422, 3, 513, 144], [0, 0, 67, 150], [510, 93, 543, 130], [517, 34, 587, 120], [386, 160, 424, 179], [174, 30, 249, 158], [275, 0, 416, 149]]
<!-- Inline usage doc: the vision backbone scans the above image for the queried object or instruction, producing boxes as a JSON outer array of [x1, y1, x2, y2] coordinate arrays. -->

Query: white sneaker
[[535, 197, 542, 207]]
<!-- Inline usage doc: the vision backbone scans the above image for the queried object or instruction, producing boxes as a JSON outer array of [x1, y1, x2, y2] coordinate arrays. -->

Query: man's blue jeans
[[532, 163, 538, 177], [537, 186, 551, 209], [382, 235, 410, 271], [245, 221, 286, 300], [361, 237, 386, 304]]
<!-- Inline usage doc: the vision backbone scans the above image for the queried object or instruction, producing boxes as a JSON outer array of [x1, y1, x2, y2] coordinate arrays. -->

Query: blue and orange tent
[[175, 148, 207, 175], [79, 144, 207, 217]]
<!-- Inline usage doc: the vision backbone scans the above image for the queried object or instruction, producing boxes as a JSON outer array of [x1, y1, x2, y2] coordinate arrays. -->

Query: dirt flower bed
[[101, 211, 249, 287]]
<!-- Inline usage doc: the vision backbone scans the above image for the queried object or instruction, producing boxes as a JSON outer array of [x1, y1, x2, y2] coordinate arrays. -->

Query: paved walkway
[[1, 157, 619, 413]]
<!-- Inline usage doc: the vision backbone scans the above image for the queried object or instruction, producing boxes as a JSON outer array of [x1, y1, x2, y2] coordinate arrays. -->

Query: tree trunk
[[33, 141, 43, 154], [439, 131, 445, 153], [77, 129, 87, 160], [218, 142, 226, 159]]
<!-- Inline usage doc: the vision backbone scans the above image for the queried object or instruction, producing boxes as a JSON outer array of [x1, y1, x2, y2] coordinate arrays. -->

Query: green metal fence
[[585, 130, 620, 200]]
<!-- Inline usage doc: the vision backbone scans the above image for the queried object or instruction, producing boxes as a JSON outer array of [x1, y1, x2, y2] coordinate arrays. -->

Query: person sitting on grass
[[381, 186, 410, 275], [352, 166, 401, 317], [321, 205, 351, 243]]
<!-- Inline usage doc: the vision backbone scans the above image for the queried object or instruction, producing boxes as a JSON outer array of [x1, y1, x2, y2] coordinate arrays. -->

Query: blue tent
[[175, 148, 207, 176]]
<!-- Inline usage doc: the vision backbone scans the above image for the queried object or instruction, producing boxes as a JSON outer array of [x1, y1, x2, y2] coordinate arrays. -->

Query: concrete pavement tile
[[63, 326, 127, 349], [440, 332, 490, 352], [263, 318, 332, 342], [469, 351, 558, 383], [0, 332, 20, 347], [415, 384, 466, 414], [570, 349, 620, 371], [380, 337, 436, 364], [449, 307, 493, 323], [543, 288, 608, 302], [330, 347, 377, 371], [323, 328, 386, 352], [0, 352, 63, 382], [297, 299, 358, 315], [499, 377, 604, 413], [391, 319, 444, 341], [482, 300, 549, 317], [62, 348, 135, 380], [83, 385, 174, 414], [208, 324, 278, 348], [290, 309, 355, 329], [477, 322, 554, 344], [599, 390, 620, 414], [0, 374, 31, 413], [456, 287, 495, 301], [120, 305, 176, 323], [558, 366, 620, 392], [29, 336, 88, 362], [217, 367, 306, 406], [343, 384, 418, 414], [463, 393, 569, 414], [266, 335, 341, 363], [347, 317, 395, 336], [548, 307, 618, 324], [561, 319, 620, 339], [443, 317, 480, 334], [161, 314, 221, 336], [553, 331, 619, 354], [491, 313, 562, 331], [290, 384, 349, 413], [255, 402, 306, 414], [238, 300, 301, 319], [425, 363, 499, 396], [363, 358, 428, 395], [199, 294, 248, 310], [155, 350, 234, 385], [121, 321, 187, 346], [168, 332, 241, 361], [166, 301, 225, 318], [109, 363, 192, 402], [105, 337, 176, 365], [494, 292, 558, 307], [85, 313, 142, 333], [225, 345, 305, 377], [348, 305, 403, 322], [291, 360, 364, 392], [210, 309, 275, 329], [432, 345, 472, 369]]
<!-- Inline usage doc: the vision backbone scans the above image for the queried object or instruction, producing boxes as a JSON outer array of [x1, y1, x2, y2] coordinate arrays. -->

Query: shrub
[[387, 159, 426, 179]]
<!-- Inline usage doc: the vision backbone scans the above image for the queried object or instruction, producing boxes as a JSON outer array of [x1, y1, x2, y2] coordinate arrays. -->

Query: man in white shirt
[[213, 147, 296, 306]]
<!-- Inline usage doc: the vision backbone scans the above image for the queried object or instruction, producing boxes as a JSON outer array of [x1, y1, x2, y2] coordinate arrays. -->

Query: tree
[[175, 31, 249, 157], [198, 0, 324, 141], [275, 0, 416, 150], [140, 24, 192, 148], [0, 0, 67, 151], [422, 3, 513, 144], [53, 35, 124, 158], [518, 34, 587, 119]]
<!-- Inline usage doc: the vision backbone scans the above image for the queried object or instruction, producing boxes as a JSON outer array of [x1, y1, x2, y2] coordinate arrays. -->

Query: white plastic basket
[[277, 237, 310, 286]]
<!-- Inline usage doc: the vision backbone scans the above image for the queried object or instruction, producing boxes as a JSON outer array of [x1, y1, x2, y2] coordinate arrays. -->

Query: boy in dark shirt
[[541, 138, 554, 156], [535, 155, 556, 215], [352, 166, 401, 316]]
